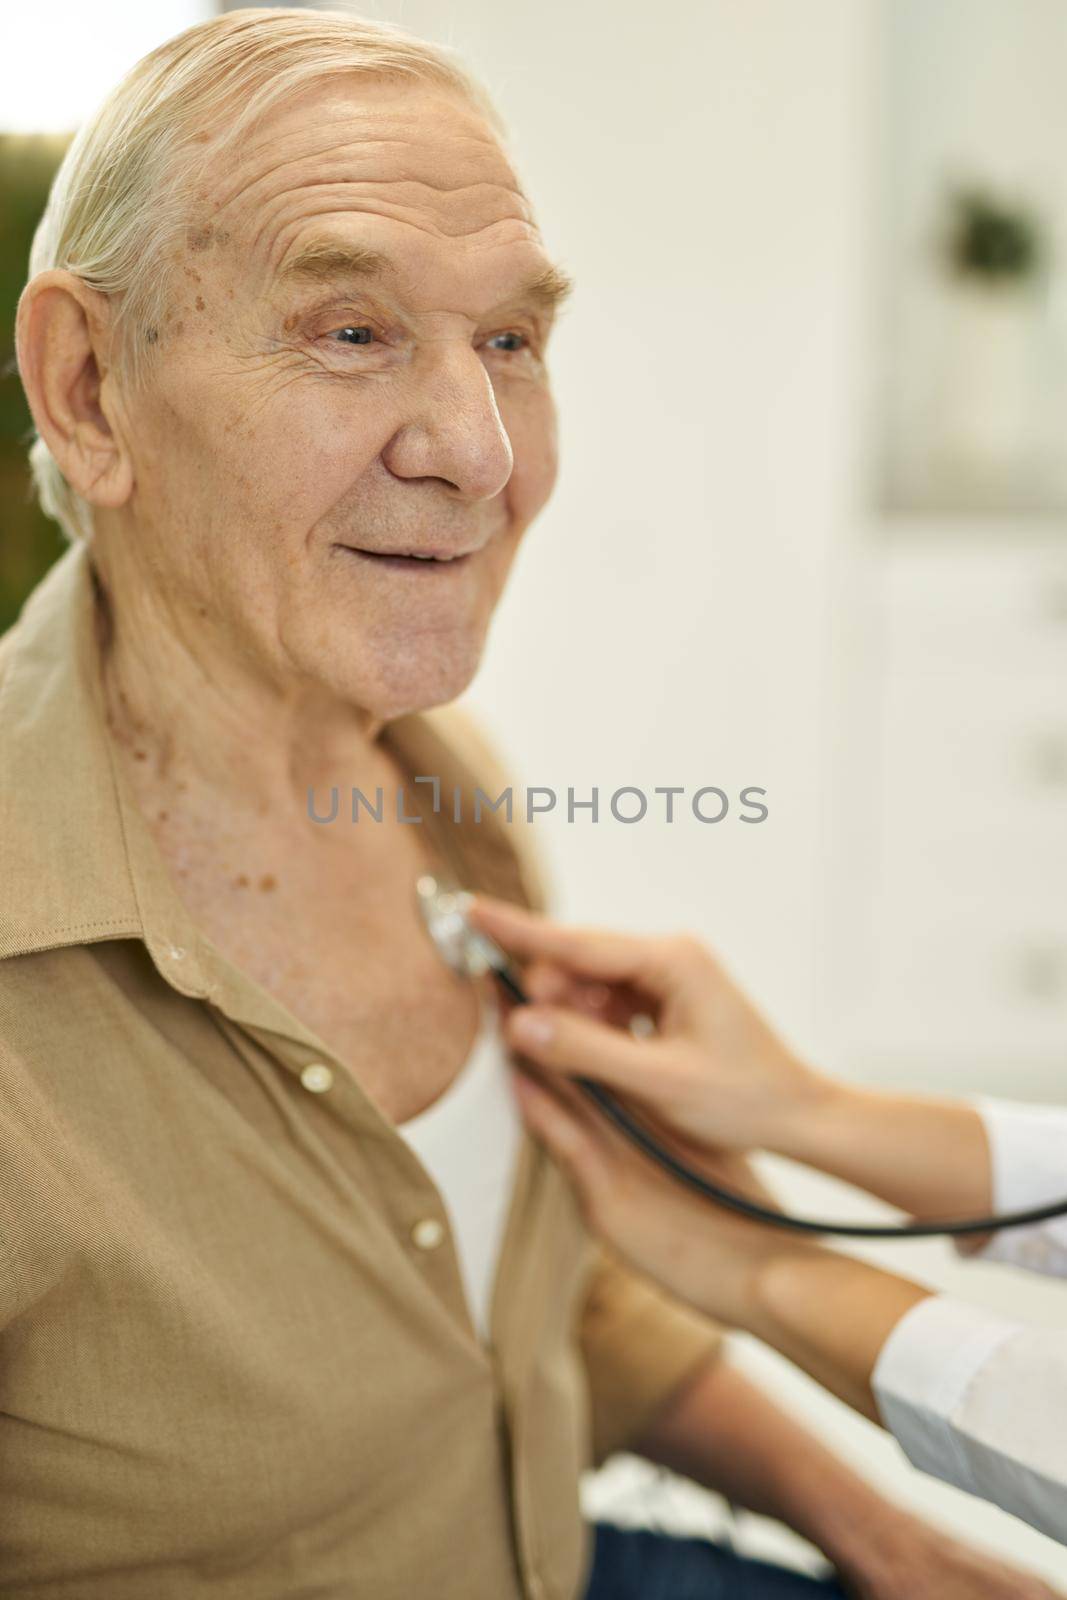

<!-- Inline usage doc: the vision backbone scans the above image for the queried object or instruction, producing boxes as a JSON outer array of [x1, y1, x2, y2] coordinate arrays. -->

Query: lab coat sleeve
[[963, 1097, 1067, 1278], [872, 1295, 1067, 1545]]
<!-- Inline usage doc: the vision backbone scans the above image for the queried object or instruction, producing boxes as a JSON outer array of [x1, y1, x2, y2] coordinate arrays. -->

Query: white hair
[[21, 7, 509, 544]]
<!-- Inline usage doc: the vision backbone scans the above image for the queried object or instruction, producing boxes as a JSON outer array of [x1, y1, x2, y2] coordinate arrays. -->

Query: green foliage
[[0, 134, 73, 636], [943, 186, 1046, 287]]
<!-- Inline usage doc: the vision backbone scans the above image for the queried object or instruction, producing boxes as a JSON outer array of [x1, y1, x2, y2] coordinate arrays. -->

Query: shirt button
[[300, 1062, 334, 1093], [411, 1217, 446, 1251]]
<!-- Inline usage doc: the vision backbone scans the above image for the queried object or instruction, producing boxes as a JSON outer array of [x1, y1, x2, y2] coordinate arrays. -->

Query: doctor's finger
[[505, 1001, 666, 1097], [521, 959, 596, 1007], [522, 959, 633, 1023], [467, 895, 696, 1001]]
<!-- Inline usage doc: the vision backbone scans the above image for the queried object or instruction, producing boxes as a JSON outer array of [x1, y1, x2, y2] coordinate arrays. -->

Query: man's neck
[[91, 549, 390, 832]]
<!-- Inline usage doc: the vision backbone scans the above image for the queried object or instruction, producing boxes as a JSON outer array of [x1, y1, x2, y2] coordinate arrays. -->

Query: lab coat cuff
[[872, 1294, 1022, 1497], [960, 1098, 1067, 1273], [971, 1096, 1067, 1213]]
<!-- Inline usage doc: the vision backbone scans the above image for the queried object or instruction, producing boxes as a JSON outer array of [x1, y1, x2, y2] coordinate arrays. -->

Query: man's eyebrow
[[275, 239, 575, 314], [519, 261, 576, 314], [275, 241, 395, 286]]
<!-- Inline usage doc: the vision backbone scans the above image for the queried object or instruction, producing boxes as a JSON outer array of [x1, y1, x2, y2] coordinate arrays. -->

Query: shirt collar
[[0, 540, 242, 1018], [0, 540, 145, 961]]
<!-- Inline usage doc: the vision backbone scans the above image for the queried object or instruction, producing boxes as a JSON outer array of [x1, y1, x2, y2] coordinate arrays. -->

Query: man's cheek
[[506, 415, 559, 525], [514, 451, 558, 527]]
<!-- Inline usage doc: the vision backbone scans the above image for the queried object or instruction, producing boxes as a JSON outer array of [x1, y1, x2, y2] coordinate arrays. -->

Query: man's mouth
[[334, 543, 478, 571]]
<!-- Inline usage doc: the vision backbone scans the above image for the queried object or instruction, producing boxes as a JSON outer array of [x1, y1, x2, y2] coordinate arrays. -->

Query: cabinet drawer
[[883, 543, 1067, 676], [870, 914, 1067, 1059]]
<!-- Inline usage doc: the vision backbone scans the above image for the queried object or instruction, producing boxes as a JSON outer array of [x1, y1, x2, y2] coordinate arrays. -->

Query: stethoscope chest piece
[[416, 874, 508, 980]]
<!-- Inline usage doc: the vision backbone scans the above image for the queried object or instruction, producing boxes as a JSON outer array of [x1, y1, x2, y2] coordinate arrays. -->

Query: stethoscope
[[417, 875, 1067, 1240]]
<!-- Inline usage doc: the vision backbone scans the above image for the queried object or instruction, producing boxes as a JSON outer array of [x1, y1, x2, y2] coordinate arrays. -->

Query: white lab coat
[[871, 1098, 1067, 1545]]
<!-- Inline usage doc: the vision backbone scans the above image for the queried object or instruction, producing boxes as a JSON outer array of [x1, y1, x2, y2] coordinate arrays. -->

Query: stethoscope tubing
[[491, 961, 1067, 1240]]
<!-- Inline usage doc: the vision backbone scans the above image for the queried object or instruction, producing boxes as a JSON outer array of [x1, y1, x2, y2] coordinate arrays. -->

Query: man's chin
[[292, 613, 488, 720], [344, 658, 483, 725]]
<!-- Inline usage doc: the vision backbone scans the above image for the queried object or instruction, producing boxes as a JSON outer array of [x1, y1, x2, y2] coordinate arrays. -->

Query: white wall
[[1, 0, 213, 131]]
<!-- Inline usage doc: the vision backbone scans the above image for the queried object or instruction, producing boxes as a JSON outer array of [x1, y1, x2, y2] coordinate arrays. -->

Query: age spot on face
[[186, 221, 232, 252]]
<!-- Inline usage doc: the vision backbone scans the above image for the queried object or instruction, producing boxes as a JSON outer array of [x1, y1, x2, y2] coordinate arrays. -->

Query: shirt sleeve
[[871, 1294, 1067, 1544], [577, 1246, 725, 1466], [963, 1097, 1067, 1277]]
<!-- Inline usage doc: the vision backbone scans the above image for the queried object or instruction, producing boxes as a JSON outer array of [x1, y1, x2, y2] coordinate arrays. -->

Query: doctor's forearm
[[740, 1247, 931, 1422], [772, 1082, 992, 1221]]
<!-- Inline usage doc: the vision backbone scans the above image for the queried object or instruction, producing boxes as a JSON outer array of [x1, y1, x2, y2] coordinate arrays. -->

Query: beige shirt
[[0, 541, 723, 1599]]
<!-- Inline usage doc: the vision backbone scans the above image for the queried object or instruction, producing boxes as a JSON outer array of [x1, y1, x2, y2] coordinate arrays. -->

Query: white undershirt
[[397, 989, 523, 1342]]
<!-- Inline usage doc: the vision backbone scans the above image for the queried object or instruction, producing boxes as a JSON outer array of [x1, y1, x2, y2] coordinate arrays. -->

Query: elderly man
[[1, 9, 1053, 1599]]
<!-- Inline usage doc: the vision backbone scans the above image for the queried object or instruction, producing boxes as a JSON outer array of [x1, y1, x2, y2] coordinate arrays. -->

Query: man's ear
[[15, 270, 134, 510]]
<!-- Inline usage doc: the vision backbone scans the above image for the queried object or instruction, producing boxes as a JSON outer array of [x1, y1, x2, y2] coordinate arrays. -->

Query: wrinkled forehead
[[190, 78, 541, 296]]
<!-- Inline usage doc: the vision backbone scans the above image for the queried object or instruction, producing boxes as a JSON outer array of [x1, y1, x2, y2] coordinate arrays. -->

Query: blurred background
[[4, 0, 1067, 1584]]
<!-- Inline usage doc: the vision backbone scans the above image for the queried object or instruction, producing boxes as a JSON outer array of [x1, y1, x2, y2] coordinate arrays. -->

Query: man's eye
[[329, 326, 376, 346], [486, 332, 529, 353], [319, 326, 533, 355]]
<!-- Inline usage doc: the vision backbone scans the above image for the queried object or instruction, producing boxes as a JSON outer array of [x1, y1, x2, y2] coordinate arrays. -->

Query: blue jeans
[[584, 1523, 849, 1599]]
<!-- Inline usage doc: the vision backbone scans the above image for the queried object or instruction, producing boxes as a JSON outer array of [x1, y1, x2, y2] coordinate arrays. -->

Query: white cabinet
[[843, 528, 1067, 1093]]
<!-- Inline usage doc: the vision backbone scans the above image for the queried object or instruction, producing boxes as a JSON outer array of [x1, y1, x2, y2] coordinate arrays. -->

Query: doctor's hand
[[509, 1052, 812, 1329], [465, 894, 831, 1155], [467, 896, 992, 1226]]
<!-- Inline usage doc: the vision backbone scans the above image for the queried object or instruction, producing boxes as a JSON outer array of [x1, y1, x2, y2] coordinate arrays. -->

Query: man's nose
[[381, 346, 515, 501]]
